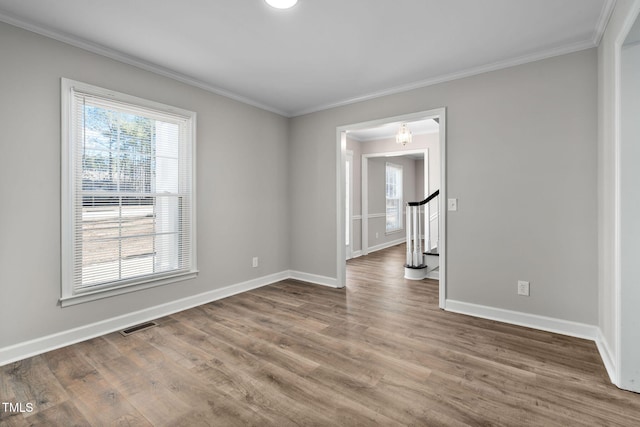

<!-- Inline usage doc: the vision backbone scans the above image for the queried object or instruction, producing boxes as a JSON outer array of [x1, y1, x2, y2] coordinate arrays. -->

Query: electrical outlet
[[375, 232, 379, 239], [517, 280, 530, 296], [252, 257, 259, 268]]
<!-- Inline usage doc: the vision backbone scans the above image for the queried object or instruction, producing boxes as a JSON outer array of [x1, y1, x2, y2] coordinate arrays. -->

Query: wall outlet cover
[[518, 280, 530, 296]]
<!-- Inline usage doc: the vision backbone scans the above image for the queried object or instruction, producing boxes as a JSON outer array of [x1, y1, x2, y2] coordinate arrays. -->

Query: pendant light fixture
[[396, 123, 412, 146], [265, 0, 298, 9]]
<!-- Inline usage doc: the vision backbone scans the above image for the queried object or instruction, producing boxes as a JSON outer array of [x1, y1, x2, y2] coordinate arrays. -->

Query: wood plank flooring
[[2, 244, 640, 426]]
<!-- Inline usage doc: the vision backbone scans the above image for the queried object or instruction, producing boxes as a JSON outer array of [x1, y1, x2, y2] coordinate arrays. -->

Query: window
[[61, 79, 197, 306], [345, 157, 351, 246], [385, 162, 403, 232]]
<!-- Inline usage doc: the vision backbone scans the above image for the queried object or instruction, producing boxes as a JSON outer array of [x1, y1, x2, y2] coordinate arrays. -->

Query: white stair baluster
[[436, 195, 440, 251], [425, 202, 430, 255], [412, 206, 420, 267], [416, 206, 424, 266], [406, 205, 412, 266]]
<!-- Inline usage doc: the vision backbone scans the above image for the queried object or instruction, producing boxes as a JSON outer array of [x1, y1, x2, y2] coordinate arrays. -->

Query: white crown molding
[[322, 0, 616, 119], [593, 0, 617, 46], [292, 38, 597, 117], [0, 11, 290, 117], [623, 40, 640, 49], [0, 3, 615, 119]]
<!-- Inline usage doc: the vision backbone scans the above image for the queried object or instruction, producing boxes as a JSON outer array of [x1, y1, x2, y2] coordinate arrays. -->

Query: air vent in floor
[[119, 321, 159, 336]]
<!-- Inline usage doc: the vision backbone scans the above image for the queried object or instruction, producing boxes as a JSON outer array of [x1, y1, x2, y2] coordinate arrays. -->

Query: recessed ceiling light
[[265, 0, 298, 9]]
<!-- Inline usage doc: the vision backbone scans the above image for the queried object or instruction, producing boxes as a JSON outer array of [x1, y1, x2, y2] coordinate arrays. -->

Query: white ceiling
[[0, 0, 614, 117]]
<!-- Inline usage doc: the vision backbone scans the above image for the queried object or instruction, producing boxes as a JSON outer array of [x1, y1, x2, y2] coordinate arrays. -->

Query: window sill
[[59, 270, 198, 307], [385, 228, 403, 235]]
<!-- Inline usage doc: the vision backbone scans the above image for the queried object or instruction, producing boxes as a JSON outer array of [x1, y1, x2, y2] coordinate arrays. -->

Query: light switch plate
[[447, 198, 458, 211]]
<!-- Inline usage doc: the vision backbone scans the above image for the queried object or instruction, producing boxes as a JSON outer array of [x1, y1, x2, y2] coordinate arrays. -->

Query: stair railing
[[406, 190, 439, 267]]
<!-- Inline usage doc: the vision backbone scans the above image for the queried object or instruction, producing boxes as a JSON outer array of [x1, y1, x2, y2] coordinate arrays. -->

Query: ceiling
[[0, 0, 614, 117]]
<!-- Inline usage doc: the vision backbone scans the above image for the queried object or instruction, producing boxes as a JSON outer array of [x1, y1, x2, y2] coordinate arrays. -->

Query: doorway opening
[[336, 108, 447, 308]]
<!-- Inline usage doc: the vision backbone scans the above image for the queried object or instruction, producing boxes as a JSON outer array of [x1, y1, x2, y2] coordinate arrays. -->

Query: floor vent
[[119, 321, 158, 336]]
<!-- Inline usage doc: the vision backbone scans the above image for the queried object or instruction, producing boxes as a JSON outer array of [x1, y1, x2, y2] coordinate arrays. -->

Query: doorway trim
[[613, 0, 640, 390], [361, 149, 428, 257], [345, 150, 354, 260], [336, 108, 447, 308]]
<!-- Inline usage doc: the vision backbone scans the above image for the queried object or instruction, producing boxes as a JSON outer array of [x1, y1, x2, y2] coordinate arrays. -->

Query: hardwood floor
[[2, 244, 640, 426]]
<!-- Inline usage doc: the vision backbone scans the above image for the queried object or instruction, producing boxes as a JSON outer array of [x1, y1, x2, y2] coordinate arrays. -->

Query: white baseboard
[[367, 238, 405, 254], [0, 271, 290, 367], [288, 270, 341, 288], [444, 299, 598, 341], [595, 329, 617, 385], [349, 250, 363, 259], [445, 300, 620, 384], [426, 271, 440, 280], [2, 271, 617, 389]]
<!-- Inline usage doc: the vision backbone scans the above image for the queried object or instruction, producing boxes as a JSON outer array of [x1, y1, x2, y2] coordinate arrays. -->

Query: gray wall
[[416, 159, 425, 199], [290, 49, 598, 324], [0, 22, 290, 347]]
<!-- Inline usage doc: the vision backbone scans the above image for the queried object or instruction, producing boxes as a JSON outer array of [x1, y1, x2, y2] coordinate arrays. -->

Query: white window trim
[[60, 78, 198, 307], [385, 162, 403, 233]]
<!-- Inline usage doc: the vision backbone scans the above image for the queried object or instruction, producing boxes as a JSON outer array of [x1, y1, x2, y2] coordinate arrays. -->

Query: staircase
[[404, 190, 440, 280], [424, 249, 439, 280]]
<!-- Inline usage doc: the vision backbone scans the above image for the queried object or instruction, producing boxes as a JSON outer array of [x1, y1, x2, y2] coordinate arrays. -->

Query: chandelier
[[396, 123, 412, 146]]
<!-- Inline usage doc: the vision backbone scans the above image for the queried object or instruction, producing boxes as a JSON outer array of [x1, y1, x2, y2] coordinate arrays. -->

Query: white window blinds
[[385, 162, 403, 232], [61, 79, 196, 304]]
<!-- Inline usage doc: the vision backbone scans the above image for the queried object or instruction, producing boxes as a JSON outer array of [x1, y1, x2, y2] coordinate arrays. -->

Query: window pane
[[385, 163, 403, 232], [120, 235, 155, 279], [63, 79, 196, 299], [120, 198, 154, 237], [345, 159, 350, 247]]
